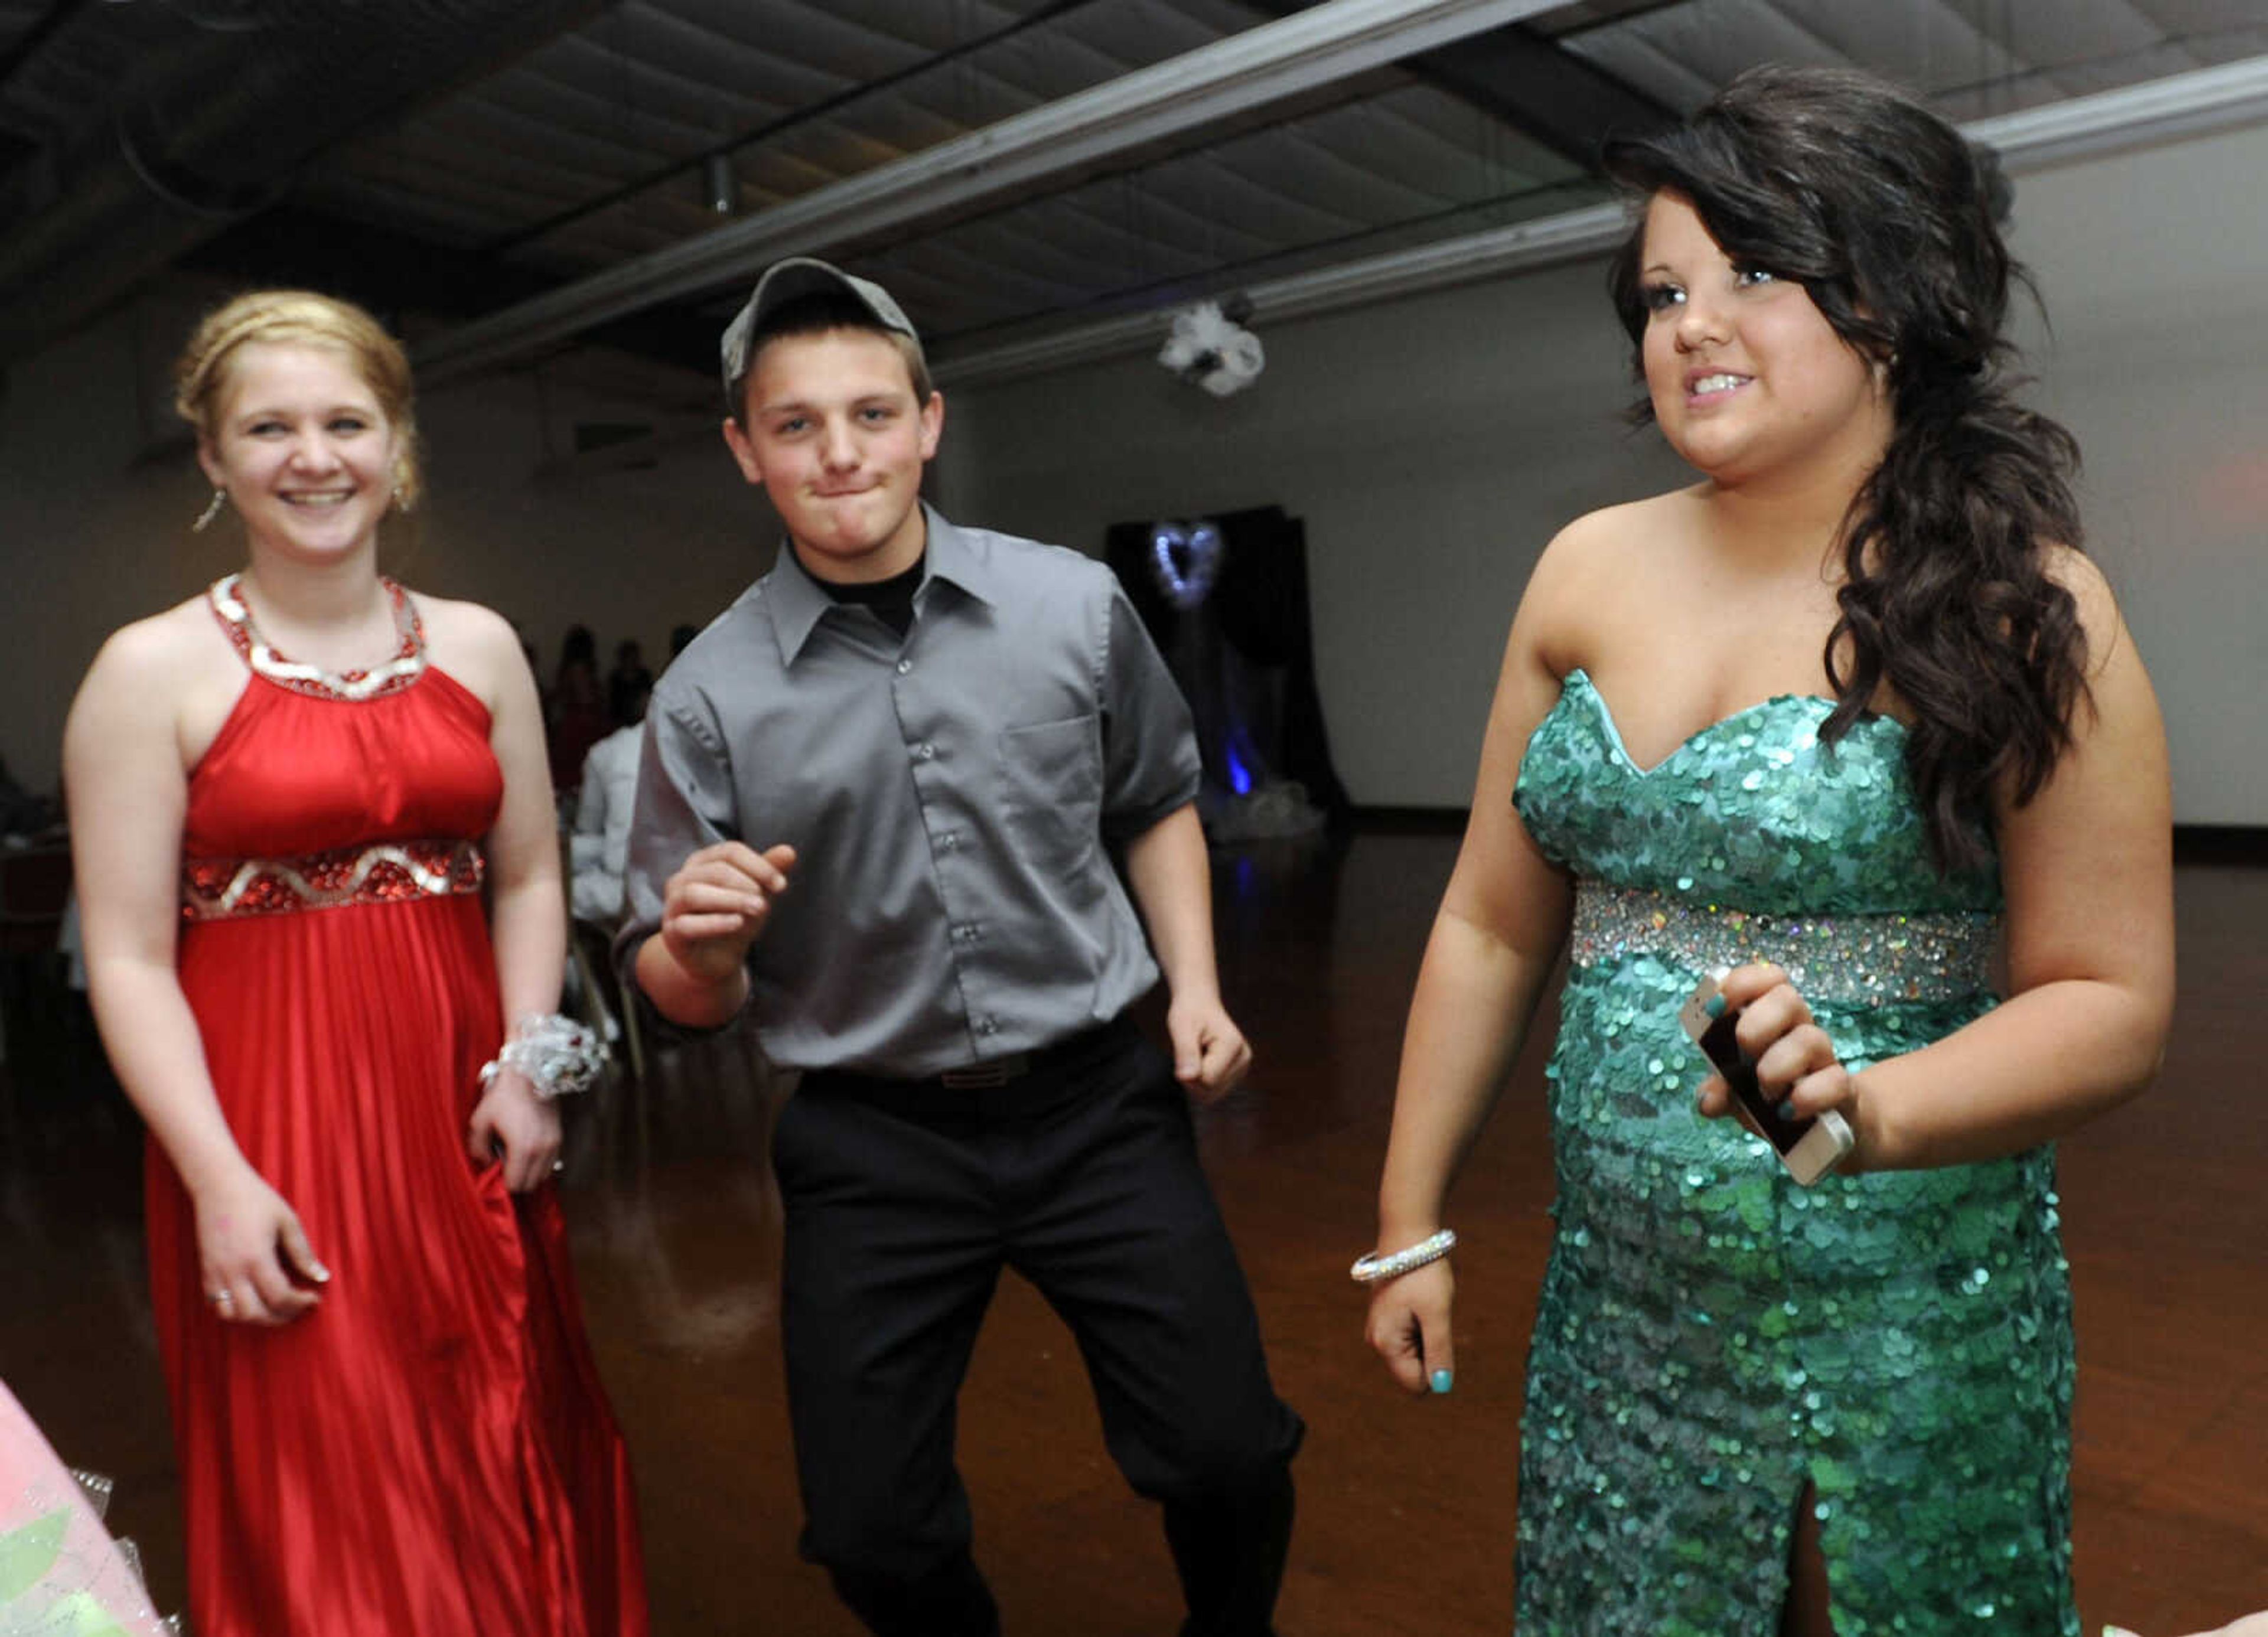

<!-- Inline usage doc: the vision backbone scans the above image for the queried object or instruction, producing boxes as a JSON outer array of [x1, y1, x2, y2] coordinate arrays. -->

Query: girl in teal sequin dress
[[1363, 68, 2174, 1636]]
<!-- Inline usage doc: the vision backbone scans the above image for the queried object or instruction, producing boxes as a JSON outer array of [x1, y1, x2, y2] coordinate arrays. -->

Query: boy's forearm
[[1122, 803, 1221, 1002], [634, 932, 752, 1028]]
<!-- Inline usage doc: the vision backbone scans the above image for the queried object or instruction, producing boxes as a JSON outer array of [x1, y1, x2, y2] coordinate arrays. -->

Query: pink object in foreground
[[0, 1379, 171, 1636]]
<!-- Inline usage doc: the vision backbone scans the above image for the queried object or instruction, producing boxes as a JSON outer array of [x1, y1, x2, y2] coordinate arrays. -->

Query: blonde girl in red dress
[[66, 290, 647, 1636]]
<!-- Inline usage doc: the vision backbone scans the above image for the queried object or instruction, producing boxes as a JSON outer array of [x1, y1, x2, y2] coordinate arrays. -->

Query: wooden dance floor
[[2, 826, 2262, 1633]]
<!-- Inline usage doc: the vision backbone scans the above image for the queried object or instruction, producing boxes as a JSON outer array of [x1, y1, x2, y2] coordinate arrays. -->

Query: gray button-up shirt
[[619, 507, 1200, 1077]]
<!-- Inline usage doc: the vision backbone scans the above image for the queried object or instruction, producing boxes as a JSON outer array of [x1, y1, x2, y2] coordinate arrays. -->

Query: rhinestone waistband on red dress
[[181, 838, 485, 921]]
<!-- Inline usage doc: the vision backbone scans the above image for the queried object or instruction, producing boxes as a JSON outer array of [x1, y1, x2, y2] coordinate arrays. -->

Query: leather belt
[[804, 1015, 1136, 1104], [939, 1055, 1029, 1089]]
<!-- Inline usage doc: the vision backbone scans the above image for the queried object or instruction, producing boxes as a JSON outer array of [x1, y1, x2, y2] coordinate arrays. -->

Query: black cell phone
[[1678, 969, 1853, 1186]]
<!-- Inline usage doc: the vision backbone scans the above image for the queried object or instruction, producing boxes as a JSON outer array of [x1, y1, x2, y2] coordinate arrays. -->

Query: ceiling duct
[[0, 0, 612, 367]]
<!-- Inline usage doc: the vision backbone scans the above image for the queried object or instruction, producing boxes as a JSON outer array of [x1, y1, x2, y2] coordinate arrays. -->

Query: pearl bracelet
[[1350, 1228, 1457, 1286], [480, 1013, 606, 1100]]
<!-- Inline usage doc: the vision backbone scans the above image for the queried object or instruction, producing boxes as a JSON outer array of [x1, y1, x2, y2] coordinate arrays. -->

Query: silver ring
[[551, 1160, 566, 1175], [210, 1289, 233, 1309]]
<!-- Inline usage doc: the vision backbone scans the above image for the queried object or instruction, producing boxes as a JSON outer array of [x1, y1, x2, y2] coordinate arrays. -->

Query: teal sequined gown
[[1508, 670, 2077, 1636]]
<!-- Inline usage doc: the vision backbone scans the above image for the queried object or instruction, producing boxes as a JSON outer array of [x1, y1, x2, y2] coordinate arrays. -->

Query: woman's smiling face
[[198, 341, 400, 561], [1637, 190, 1891, 488]]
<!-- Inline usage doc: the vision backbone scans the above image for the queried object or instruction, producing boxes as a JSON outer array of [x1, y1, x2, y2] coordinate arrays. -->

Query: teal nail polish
[[1776, 1100, 1797, 1122], [1429, 1368, 1454, 1395], [1703, 993, 1728, 1019]]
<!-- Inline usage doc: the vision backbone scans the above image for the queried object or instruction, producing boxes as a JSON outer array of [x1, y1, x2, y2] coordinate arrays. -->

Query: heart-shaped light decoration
[[1148, 520, 1222, 610]]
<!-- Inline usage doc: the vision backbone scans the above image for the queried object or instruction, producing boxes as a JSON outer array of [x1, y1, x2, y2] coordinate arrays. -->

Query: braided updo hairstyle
[[174, 289, 423, 512]]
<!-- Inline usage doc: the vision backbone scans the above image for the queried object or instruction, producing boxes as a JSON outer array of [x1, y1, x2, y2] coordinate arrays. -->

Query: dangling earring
[[391, 478, 411, 515], [193, 488, 228, 532]]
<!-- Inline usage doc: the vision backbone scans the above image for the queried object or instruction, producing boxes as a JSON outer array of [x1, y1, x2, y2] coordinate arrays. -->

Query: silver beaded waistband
[[1569, 881, 1998, 1007]]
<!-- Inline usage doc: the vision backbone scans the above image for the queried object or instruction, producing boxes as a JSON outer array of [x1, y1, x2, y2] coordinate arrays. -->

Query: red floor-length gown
[[146, 575, 647, 1636]]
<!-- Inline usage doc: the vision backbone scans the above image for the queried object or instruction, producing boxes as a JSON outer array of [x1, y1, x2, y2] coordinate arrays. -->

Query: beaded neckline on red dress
[[206, 573, 428, 702]]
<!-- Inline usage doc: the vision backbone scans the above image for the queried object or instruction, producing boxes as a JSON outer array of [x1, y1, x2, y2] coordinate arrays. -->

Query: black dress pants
[[773, 1018, 1303, 1636]]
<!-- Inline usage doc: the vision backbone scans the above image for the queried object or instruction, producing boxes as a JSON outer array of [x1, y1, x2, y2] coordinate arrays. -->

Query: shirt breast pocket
[[998, 713, 1103, 877]]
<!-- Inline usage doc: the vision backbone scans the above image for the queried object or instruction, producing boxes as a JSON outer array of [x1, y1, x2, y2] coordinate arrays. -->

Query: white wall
[[2003, 125, 2268, 830], [934, 262, 1689, 810], [4, 116, 2263, 823], [408, 379, 776, 673], [0, 309, 790, 794], [939, 117, 2268, 825]]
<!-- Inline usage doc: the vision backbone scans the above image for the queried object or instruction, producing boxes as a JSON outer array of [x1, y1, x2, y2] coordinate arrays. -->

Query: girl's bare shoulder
[[1524, 487, 1707, 669], [80, 592, 232, 693], [400, 590, 532, 709]]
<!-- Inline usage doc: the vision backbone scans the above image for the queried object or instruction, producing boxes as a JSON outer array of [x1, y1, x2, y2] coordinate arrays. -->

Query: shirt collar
[[921, 507, 1001, 609], [761, 504, 998, 664]]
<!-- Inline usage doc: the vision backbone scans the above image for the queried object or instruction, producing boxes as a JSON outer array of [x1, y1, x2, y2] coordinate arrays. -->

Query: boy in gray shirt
[[620, 257, 1301, 1636]]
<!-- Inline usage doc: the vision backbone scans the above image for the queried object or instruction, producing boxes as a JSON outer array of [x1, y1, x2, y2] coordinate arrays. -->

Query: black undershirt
[[816, 553, 924, 638]]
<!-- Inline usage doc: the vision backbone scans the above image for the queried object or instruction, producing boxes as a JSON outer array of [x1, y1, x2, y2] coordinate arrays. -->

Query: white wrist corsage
[[480, 1013, 605, 1100]]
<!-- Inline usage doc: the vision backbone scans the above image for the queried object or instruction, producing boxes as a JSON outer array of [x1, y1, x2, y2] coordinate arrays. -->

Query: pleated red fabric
[[146, 580, 647, 1636]]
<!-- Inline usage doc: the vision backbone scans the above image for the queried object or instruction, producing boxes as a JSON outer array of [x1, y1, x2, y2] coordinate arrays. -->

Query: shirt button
[[977, 1018, 998, 1036], [916, 742, 936, 761], [896, 658, 913, 675], [939, 833, 960, 851]]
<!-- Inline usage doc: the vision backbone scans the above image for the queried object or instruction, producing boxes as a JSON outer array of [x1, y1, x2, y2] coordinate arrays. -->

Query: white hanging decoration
[[1157, 301, 1264, 397], [1148, 520, 1223, 609]]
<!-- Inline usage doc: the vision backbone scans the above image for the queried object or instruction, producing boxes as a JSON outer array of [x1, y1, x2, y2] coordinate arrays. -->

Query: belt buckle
[[940, 1056, 1018, 1090]]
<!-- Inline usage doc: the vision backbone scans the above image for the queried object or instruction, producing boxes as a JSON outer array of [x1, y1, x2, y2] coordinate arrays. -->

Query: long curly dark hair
[[1601, 65, 2090, 873]]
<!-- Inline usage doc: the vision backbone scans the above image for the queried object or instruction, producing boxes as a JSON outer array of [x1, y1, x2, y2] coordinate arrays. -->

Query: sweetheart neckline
[[1560, 667, 1901, 778]]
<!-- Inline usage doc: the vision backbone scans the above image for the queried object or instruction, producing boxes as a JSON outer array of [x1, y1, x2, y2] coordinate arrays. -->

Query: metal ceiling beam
[[1958, 50, 2268, 168], [1379, 23, 1676, 164], [934, 53, 2268, 389], [180, 203, 721, 390], [484, 0, 1111, 258], [1237, 1, 1674, 169], [412, 0, 1573, 385], [935, 200, 1620, 387]]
